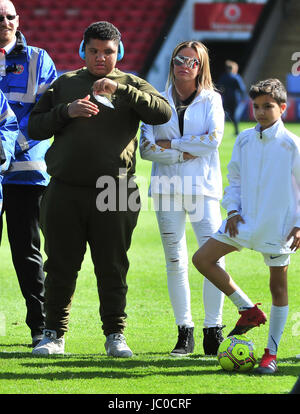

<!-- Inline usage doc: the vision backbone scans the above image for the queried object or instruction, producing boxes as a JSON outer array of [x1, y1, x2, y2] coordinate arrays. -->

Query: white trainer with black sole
[[105, 333, 133, 358], [32, 329, 65, 355]]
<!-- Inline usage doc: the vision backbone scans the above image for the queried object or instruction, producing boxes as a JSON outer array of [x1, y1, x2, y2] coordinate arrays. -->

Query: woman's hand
[[156, 140, 171, 149], [183, 152, 197, 160], [155, 140, 197, 160]]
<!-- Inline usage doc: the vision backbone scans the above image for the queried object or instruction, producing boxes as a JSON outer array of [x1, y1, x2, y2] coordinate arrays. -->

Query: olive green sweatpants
[[39, 178, 140, 337]]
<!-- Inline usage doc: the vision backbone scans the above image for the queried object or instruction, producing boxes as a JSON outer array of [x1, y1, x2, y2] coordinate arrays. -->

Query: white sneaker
[[296, 354, 300, 359], [32, 329, 65, 355], [105, 333, 133, 358]]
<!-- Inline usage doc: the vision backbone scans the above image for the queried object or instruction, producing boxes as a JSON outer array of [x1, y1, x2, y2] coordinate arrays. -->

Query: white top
[[139, 85, 225, 197], [3, 37, 17, 54], [220, 119, 300, 254]]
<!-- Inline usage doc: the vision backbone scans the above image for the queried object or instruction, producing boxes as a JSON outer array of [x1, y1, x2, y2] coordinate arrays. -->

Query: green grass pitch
[[0, 122, 300, 395]]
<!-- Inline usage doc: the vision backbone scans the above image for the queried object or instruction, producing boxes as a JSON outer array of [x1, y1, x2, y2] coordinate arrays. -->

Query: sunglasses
[[0, 15, 16, 22], [173, 55, 200, 69]]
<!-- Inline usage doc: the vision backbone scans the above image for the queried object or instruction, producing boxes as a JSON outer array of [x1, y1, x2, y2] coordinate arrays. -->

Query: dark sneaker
[[228, 303, 267, 336], [255, 348, 278, 374], [203, 325, 225, 355], [170, 326, 194, 357]]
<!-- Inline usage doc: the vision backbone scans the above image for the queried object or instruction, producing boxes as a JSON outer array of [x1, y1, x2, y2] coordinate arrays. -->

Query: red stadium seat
[[13, 0, 176, 73]]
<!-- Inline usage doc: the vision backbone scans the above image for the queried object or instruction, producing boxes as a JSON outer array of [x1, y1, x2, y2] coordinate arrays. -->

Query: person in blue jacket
[[0, 0, 57, 347], [217, 60, 247, 135], [0, 89, 18, 211]]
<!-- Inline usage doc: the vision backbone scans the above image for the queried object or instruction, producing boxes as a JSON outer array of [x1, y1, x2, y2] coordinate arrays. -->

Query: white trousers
[[154, 194, 225, 328]]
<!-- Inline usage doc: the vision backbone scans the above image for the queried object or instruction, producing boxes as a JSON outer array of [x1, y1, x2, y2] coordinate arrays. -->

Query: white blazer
[[139, 85, 225, 197], [220, 119, 300, 254]]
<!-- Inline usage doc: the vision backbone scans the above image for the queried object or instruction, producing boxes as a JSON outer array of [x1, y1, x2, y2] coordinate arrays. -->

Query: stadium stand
[[13, 0, 184, 74], [254, 0, 300, 122], [257, 0, 299, 87]]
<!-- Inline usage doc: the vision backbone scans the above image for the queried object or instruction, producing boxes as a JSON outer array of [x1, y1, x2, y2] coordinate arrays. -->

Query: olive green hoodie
[[28, 67, 171, 186]]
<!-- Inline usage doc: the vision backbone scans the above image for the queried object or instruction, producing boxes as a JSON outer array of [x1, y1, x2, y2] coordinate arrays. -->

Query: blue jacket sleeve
[[0, 91, 18, 173], [15, 49, 57, 155]]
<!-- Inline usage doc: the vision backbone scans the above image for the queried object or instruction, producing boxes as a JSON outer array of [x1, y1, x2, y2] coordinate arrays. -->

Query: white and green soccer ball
[[217, 335, 257, 372]]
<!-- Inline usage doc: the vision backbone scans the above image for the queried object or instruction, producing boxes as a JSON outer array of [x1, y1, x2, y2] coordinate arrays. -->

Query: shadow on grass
[[0, 343, 31, 348], [0, 352, 220, 380], [0, 351, 299, 381]]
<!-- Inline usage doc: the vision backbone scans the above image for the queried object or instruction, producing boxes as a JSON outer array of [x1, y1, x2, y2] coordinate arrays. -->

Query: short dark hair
[[249, 78, 287, 105], [83, 21, 121, 45]]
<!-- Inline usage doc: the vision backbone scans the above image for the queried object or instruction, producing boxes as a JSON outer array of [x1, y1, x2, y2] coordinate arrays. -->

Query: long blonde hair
[[166, 40, 214, 92]]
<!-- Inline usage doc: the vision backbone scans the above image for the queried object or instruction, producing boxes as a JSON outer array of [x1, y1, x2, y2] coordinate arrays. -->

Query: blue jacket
[[0, 90, 19, 211], [217, 72, 246, 109], [0, 31, 57, 186]]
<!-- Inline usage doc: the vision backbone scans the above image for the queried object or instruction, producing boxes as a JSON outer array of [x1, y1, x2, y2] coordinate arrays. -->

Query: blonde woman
[[140, 41, 226, 356]]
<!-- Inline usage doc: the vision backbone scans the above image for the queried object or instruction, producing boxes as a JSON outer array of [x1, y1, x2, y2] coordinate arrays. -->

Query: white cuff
[[178, 152, 185, 163], [171, 139, 180, 150]]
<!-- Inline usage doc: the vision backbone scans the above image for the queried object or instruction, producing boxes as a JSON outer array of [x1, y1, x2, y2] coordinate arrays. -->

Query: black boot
[[203, 326, 225, 355], [171, 326, 195, 356]]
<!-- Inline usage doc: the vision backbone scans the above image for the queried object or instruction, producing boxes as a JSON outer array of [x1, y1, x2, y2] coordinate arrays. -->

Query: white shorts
[[213, 232, 290, 267]]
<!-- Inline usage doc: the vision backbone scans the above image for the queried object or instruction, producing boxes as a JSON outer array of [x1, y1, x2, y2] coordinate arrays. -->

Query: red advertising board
[[194, 3, 264, 33]]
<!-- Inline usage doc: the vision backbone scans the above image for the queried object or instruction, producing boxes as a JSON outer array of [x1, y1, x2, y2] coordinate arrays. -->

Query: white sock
[[228, 289, 254, 311], [267, 305, 289, 355]]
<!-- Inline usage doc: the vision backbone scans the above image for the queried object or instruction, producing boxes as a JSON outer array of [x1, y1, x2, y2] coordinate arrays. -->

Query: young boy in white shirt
[[192, 78, 300, 374]]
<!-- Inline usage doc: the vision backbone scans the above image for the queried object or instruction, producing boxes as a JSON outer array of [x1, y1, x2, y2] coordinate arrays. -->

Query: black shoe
[[203, 326, 225, 355], [170, 326, 194, 357]]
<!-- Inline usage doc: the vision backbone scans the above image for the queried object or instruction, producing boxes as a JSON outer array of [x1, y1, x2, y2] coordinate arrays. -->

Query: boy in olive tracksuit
[[28, 22, 171, 357]]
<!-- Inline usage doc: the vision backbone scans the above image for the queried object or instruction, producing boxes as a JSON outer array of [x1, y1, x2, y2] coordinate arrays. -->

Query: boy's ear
[[280, 103, 287, 114]]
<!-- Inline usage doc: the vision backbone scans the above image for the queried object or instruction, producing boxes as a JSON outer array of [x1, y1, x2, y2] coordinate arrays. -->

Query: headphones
[[79, 39, 124, 61]]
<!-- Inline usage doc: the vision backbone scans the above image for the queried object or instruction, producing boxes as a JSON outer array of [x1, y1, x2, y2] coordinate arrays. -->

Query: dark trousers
[[0, 184, 46, 337], [40, 178, 140, 337], [291, 375, 300, 394]]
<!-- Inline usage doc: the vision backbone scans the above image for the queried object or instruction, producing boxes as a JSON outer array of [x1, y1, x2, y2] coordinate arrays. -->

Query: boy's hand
[[225, 210, 245, 238], [68, 95, 99, 118], [287, 226, 300, 251], [93, 78, 118, 95]]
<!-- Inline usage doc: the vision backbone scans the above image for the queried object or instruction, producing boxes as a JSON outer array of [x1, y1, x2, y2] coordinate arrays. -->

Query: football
[[217, 335, 257, 372]]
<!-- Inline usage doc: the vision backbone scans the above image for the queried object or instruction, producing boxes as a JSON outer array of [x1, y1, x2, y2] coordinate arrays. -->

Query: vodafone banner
[[193, 2, 264, 38]]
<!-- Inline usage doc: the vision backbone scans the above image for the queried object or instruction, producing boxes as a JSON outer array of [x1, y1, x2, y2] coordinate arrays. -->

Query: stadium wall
[[242, 0, 282, 88], [146, 0, 300, 122], [146, 0, 266, 92], [146, 1, 191, 92]]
